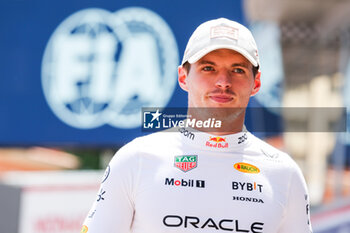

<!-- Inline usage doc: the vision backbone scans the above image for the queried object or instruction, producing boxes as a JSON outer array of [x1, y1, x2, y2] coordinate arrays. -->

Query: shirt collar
[[178, 126, 250, 152]]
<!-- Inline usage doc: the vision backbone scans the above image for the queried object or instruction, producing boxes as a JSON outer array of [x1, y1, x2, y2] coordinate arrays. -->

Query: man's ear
[[250, 71, 261, 96], [178, 66, 189, 92]]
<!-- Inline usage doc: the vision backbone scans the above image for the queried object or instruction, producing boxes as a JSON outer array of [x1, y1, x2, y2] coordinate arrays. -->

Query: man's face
[[178, 49, 261, 109]]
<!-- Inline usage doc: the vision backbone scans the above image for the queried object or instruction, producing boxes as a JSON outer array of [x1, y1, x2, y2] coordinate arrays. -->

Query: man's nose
[[215, 71, 231, 89]]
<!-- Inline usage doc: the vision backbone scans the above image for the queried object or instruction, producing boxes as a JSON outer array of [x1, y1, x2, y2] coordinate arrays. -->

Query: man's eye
[[233, 68, 245, 73], [203, 66, 214, 71]]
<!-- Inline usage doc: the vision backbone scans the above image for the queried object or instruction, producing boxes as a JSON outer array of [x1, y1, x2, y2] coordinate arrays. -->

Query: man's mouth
[[209, 94, 234, 103]]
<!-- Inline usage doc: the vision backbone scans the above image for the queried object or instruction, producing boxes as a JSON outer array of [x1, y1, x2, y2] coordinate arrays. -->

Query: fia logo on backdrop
[[41, 7, 178, 129]]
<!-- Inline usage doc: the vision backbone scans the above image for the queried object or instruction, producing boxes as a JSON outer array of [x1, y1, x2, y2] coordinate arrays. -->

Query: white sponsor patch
[[210, 25, 238, 40]]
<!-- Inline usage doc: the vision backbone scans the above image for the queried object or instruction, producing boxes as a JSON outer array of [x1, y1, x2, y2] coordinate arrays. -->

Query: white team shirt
[[82, 127, 313, 233]]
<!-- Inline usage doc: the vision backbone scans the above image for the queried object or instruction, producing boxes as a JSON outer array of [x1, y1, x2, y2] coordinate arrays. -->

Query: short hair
[[182, 62, 260, 78]]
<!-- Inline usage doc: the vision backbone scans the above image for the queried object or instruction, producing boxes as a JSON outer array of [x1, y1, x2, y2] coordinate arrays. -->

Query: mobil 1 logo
[[165, 178, 205, 188]]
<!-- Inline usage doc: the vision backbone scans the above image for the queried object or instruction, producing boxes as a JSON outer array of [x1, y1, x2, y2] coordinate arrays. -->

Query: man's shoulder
[[110, 131, 179, 165], [249, 134, 298, 166], [132, 130, 179, 146], [119, 131, 180, 154]]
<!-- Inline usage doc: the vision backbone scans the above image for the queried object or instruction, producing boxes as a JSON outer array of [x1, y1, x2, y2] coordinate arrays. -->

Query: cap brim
[[185, 44, 258, 67]]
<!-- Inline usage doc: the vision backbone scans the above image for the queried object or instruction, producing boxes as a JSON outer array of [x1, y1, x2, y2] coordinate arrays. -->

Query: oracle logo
[[163, 215, 264, 232]]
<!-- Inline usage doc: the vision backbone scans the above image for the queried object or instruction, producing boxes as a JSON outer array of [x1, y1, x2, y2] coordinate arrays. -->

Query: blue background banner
[[0, 0, 246, 146]]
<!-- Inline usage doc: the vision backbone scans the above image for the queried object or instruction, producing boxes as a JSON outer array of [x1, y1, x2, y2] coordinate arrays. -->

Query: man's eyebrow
[[198, 60, 251, 68], [198, 60, 216, 66], [232, 63, 250, 68]]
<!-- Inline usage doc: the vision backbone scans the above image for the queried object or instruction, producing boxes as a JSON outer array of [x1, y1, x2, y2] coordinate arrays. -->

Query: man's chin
[[206, 102, 239, 109], [189, 106, 245, 116]]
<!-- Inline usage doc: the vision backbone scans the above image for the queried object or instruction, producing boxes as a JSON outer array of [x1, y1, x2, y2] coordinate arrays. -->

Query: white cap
[[181, 18, 259, 68]]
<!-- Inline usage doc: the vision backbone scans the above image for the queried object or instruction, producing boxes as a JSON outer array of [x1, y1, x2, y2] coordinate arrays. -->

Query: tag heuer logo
[[174, 155, 197, 172]]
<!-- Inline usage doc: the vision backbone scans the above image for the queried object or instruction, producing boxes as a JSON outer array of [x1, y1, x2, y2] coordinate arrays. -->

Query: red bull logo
[[206, 136, 228, 148], [209, 136, 226, 143]]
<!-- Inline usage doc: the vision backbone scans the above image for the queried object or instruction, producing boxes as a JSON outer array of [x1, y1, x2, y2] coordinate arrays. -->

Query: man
[[82, 18, 313, 233]]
